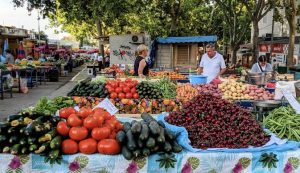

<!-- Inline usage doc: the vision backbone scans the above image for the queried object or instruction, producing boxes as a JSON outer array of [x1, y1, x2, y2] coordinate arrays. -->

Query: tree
[[215, 0, 251, 64], [35, 31, 48, 41], [241, 0, 278, 63], [282, 0, 299, 66]]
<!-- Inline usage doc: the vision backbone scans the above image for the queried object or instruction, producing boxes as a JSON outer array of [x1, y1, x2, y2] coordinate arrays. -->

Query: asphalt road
[[0, 65, 88, 118]]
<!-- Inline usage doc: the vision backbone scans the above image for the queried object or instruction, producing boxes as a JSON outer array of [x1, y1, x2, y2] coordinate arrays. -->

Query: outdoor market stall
[[0, 70, 300, 172]]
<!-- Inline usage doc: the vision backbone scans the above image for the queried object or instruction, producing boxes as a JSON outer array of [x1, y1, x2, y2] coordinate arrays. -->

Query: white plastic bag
[[275, 81, 296, 100]]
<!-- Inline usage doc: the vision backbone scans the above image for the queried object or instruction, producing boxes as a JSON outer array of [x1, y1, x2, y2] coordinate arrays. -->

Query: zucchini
[[0, 135, 7, 143], [19, 138, 27, 146], [24, 123, 34, 136], [50, 136, 62, 149], [132, 149, 141, 158], [131, 121, 142, 134], [116, 131, 126, 143], [156, 127, 165, 144], [146, 137, 155, 149], [19, 126, 27, 134], [29, 144, 38, 152], [7, 115, 22, 122], [139, 124, 149, 141], [7, 127, 17, 134], [0, 122, 9, 133], [9, 136, 19, 144], [28, 136, 37, 145], [141, 113, 155, 123], [157, 120, 165, 128], [126, 130, 136, 151], [172, 141, 183, 153], [137, 138, 144, 148], [122, 146, 133, 160], [149, 121, 160, 136], [39, 129, 56, 143], [10, 144, 21, 155], [49, 149, 60, 159], [130, 120, 137, 126], [123, 122, 131, 132], [142, 148, 150, 156], [21, 147, 29, 154], [163, 141, 172, 152], [164, 128, 176, 140], [150, 146, 160, 153]]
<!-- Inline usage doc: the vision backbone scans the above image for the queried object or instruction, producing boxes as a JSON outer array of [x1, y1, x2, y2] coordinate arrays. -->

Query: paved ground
[[0, 65, 88, 118]]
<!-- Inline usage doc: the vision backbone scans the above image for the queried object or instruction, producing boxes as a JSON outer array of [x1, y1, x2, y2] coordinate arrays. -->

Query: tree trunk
[[79, 38, 83, 48], [286, 0, 297, 67], [252, 20, 259, 64], [231, 46, 239, 64], [96, 19, 104, 56]]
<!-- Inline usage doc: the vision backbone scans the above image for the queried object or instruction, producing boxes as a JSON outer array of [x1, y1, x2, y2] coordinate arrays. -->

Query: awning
[[156, 36, 217, 44]]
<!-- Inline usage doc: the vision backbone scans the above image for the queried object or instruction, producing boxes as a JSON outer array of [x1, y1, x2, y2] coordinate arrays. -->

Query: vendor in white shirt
[[251, 55, 273, 73], [198, 44, 226, 83]]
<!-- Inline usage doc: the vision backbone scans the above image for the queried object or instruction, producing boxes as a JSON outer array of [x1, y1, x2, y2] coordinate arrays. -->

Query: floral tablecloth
[[1, 148, 300, 173]]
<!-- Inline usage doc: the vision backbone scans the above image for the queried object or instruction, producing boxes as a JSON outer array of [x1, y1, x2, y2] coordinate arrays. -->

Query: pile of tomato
[[57, 107, 123, 155], [106, 78, 139, 99]]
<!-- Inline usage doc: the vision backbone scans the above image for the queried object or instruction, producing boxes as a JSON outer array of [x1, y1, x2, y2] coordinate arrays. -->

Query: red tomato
[[125, 93, 132, 99], [91, 127, 111, 140], [110, 92, 118, 99], [119, 83, 125, 88], [59, 108, 70, 119], [103, 111, 112, 120], [83, 116, 98, 129], [79, 138, 98, 154], [123, 87, 130, 93], [133, 93, 139, 99], [68, 107, 77, 115], [118, 93, 125, 99], [93, 114, 104, 127], [62, 139, 78, 154], [125, 78, 132, 82], [115, 87, 122, 93], [56, 121, 70, 136], [78, 107, 93, 118], [130, 88, 136, 94], [107, 87, 115, 93], [67, 114, 83, 127], [69, 127, 89, 141], [97, 139, 121, 155], [111, 82, 118, 89]]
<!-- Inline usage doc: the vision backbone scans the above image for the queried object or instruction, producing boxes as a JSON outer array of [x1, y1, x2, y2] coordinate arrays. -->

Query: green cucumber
[[21, 147, 29, 154], [0, 135, 7, 143], [7, 115, 22, 122], [49, 149, 60, 159], [149, 121, 160, 136], [28, 136, 37, 145], [137, 138, 144, 148], [29, 144, 38, 152], [157, 120, 165, 128], [164, 141, 172, 152], [139, 124, 149, 141], [141, 113, 155, 123], [122, 146, 133, 160], [142, 148, 150, 156], [116, 131, 126, 143], [132, 149, 141, 158], [146, 137, 155, 149], [131, 121, 142, 134], [123, 122, 131, 132], [172, 141, 183, 153], [19, 138, 27, 146], [50, 136, 62, 149], [126, 130, 136, 151], [164, 128, 176, 140], [156, 127, 165, 144], [9, 136, 19, 144]]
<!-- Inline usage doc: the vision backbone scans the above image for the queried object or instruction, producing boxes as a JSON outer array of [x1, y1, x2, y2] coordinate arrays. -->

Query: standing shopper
[[251, 55, 273, 73], [134, 44, 149, 77], [97, 53, 103, 71], [198, 44, 226, 83], [5, 50, 15, 64], [105, 54, 110, 68]]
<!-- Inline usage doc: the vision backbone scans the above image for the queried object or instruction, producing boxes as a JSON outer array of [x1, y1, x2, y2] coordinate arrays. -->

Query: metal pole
[[37, 9, 41, 46], [270, 6, 275, 62]]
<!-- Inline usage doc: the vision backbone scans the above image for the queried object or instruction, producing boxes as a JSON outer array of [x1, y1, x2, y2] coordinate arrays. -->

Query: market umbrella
[[17, 42, 26, 59]]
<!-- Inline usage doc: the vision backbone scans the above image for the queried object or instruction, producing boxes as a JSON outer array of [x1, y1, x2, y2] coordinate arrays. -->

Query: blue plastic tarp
[[156, 113, 300, 153], [156, 36, 217, 44]]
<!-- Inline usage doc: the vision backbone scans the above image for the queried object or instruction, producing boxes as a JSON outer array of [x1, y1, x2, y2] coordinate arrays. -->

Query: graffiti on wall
[[112, 45, 135, 61]]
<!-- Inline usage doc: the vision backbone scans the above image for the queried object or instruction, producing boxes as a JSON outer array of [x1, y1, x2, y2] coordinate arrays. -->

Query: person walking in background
[[4, 50, 15, 64], [105, 54, 110, 68], [97, 53, 103, 71]]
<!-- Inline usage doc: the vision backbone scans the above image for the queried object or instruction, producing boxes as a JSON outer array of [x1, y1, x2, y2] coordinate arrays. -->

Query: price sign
[[282, 90, 300, 114], [94, 98, 119, 115]]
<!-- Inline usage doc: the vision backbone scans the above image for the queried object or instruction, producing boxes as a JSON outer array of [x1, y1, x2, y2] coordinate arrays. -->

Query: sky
[[0, 1, 69, 39]]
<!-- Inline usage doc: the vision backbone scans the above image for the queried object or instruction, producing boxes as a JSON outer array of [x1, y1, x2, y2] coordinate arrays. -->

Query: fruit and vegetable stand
[[2, 73, 300, 172]]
